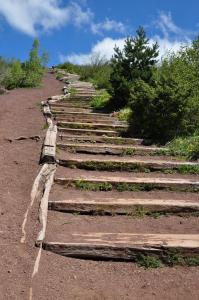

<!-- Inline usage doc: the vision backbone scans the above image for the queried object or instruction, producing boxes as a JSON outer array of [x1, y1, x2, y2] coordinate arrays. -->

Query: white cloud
[[59, 37, 125, 64], [59, 35, 189, 65], [0, 0, 93, 36], [155, 11, 195, 42], [91, 18, 127, 35]]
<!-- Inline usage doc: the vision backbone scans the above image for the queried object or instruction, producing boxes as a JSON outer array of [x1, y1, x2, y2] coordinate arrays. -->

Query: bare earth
[[0, 73, 199, 300]]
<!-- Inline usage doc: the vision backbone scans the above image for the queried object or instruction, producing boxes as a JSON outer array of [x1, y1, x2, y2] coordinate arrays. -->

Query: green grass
[[90, 90, 111, 110], [43, 123, 49, 129], [167, 135, 199, 160], [63, 160, 199, 174], [70, 180, 199, 193], [68, 87, 77, 96], [135, 254, 162, 268], [118, 107, 132, 121], [75, 180, 113, 191], [135, 252, 199, 268]]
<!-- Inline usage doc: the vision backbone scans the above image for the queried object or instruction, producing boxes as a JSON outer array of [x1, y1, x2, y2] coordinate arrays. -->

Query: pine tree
[[109, 27, 159, 110]]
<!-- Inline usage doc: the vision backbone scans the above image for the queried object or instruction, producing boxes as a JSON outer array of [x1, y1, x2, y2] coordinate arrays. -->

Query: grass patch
[[121, 148, 135, 156], [63, 160, 199, 174], [64, 179, 199, 193], [68, 87, 78, 97], [91, 90, 111, 110], [135, 252, 199, 268], [75, 180, 113, 191], [43, 123, 49, 129], [135, 254, 162, 268], [118, 107, 132, 121], [167, 135, 199, 160]]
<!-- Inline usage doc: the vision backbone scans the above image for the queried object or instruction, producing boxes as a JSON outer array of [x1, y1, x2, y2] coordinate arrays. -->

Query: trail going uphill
[[32, 69, 199, 300]]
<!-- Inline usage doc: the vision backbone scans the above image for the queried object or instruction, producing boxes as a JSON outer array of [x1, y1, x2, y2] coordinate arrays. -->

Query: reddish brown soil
[[1, 72, 199, 300], [0, 72, 64, 299]]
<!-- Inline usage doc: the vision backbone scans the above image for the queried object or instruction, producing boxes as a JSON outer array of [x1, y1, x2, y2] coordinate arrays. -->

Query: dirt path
[[0, 72, 64, 299]]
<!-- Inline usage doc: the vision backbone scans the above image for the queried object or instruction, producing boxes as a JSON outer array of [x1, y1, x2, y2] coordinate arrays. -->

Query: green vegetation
[[70, 180, 199, 193], [64, 159, 199, 174], [75, 180, 113, 191], [58, 28, 199, 156], [167, 135, 199, 160], [135, 252, 199, 268], [57, 54, 112, 90], [135, 254, 162, 268], [118, 107, 132, 121], [109, 27, 159, 111], [91, 90, 111, 109], [0, 39, 48, 91]]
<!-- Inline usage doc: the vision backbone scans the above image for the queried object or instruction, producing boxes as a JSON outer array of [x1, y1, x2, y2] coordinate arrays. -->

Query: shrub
[[128, 37, 199, 143], [167, 135, 199, 160], [118, 107, 132, 121], [3, 60, 25, 89], [109, 27, 159, 110], [57, 53, 112, 90], [91, 90, 111, 110]]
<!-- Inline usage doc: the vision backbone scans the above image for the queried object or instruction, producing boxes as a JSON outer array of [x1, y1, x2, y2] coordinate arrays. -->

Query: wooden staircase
[[39, 69, 199, 265]]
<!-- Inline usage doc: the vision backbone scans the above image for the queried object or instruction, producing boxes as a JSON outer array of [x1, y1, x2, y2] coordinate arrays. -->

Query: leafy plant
[[91, 90, 111, 109]]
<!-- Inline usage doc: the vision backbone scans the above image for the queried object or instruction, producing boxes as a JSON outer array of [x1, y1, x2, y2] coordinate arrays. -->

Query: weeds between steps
[[72, 180, 199, 193], [135, 251, 199, 269], [62, 160, 199, 175]]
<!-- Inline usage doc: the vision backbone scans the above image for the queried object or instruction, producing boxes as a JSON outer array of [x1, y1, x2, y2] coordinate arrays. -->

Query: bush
[[3, 60, 25, 89], [128, 37, 199, 143], [109, 27, 159, 110], [167, 135, 199, 160], [91, 90, 111, 110], [118, 107, 132, 121], [0, 39, 48, 90], [57, 53, 112, 90]]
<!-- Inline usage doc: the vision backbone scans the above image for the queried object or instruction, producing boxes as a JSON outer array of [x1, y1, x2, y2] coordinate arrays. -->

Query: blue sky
[[0, 0, 198, 65]]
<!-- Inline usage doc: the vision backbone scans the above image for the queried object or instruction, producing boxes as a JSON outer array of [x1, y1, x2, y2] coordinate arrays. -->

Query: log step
[[55, 117, 123, 125], [43, 233, 199, 261], [58, 135, 143, 145], [57, 155, 198, 174], [57, 121, 128, 131], [55, 175, 199, 192], [57, 143, 167, 156], [52, 107, 92, 113], [50, 103, 91, 109], [48, 197, 199, 215], [51, 111, 112, 118], [58, 128, 118, 137]]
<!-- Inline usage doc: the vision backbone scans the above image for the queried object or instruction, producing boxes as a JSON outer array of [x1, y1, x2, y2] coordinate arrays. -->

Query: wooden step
[[57, 155, 198, 174], [57, 121, 128, 131], [50, 103, 91, 109], [52, 107, 92, 113], [55, 174, 199, 192], [48, 197, 199, 215], [51, 111, 111, 118], [43, 233, 199, 261], [58, 135, 143, 145], [57, 143, 167, 156], [55, 117, 125, 125], [58, 127, 118, 136]]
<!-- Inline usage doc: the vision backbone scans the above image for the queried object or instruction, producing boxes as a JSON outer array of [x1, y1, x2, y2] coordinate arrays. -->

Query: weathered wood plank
[[57, 156, 198, 173], [48, 198, 199, 214], [56, 143, 166, 156], [43, 234, 199, 260], [41, 124, 57, 163], [55, 175, 199, 192], [58, 135, 143, 145], [57, 127, 118, 136], [57, 121, 128, 130], [36, 164, 56, 246]]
